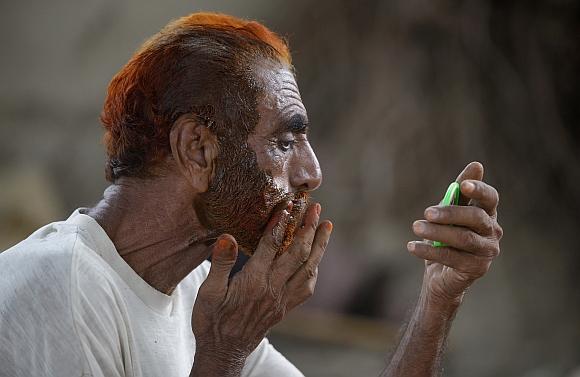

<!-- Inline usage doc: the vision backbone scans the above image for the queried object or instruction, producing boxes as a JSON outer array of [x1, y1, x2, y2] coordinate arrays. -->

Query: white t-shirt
[[0, 209, 303, 377]]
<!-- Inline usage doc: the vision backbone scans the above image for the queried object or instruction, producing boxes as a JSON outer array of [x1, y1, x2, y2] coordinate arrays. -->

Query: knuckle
[[466, 206, 483, 226], [302, 237, 314, 252], [198, 284, 222, 302], [297, 241, 311, 263], [305, 279, 317, 298], [472, 205, 485, 218], [459, 230, 477, 248], [492, 187, 500, 203], [441, 247, 454, 264], [304, 264, 318, 280], [308, 221, 318, 233], [248, 277, 268, 297], [490, 244, 501, 257], [437, 206, 452, 220], [482, 241, 500, 258], [480, 213, 494, 234], [261, 234, 278, 251], [475, 262, 490, 277], [286, 246, 309, 267], [318, 235, 329, 250], [495, 223, 504, 240]]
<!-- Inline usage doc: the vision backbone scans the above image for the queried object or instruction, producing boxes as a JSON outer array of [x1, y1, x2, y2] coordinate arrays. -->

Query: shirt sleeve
[[241, 337, 304, 377]]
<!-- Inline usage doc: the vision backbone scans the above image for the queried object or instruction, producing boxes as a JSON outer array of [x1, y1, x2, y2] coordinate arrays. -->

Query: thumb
[[455, 161, 484, 183], [455, 161, 484, 205], [204, 235, 238, 295]]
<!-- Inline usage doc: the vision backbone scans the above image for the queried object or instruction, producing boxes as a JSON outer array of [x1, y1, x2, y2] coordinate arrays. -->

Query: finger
[[413, 220, 499, 257], [424, 205, 494, 235], [455, 162, 484, 206], [285, 220, 333, 298], [247, 201, 293, 270], [460, 180, 500, 216], [271, 203, 322, 287], [288, 220, 333, 285], [200, 235, 238, 297], [407, 241, 491, 277]]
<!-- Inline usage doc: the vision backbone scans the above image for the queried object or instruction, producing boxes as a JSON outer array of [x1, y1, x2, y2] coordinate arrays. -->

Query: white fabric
[[0, 209, 303, 377]]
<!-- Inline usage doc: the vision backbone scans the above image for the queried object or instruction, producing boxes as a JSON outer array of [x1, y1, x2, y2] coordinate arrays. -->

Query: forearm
[[190, 350, 246, 377], [381, 285, 462, 377]]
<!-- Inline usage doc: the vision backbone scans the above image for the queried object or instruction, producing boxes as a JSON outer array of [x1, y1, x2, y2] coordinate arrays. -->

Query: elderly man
[[0, 12, 502, 377]]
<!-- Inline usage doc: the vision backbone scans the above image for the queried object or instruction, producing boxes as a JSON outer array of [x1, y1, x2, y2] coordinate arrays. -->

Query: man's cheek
[[272, 176, 289, 197]]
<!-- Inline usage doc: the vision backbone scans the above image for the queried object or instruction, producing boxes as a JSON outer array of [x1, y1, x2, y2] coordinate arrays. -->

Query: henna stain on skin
[[194, 63, 316, 256], [194, 142, 310, 256]]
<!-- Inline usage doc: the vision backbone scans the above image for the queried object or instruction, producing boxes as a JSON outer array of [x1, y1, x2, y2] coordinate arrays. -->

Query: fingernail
[[413, 221, 425, 232], [217, 238, 230, 250], [325, 221, 333, 232], [315, 203, 321, 216], [217, 239, 236, 259], [463, 181, 475, 193], [407, 241, 415, 252], [425, 208, 439, 220]]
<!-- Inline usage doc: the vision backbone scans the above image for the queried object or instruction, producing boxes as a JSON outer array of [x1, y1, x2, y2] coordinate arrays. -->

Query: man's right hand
[[190, 201, 333, 377]]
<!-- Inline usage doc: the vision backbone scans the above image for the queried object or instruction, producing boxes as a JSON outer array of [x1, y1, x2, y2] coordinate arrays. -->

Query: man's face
[[196, 66, 322, 255]]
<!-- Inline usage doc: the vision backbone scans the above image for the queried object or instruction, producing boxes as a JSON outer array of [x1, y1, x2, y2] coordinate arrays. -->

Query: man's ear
[[169, 114, 218, 193]]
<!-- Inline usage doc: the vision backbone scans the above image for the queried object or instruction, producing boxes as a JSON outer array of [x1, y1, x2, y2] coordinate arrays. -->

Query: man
[[0, 12, 502, 377]]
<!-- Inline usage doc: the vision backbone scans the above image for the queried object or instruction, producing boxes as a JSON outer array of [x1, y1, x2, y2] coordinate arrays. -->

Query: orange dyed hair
[[101, 12, 292, 181]]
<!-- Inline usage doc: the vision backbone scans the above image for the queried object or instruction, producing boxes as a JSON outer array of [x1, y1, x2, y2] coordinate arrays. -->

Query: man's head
[[101, 13, 322, 254]]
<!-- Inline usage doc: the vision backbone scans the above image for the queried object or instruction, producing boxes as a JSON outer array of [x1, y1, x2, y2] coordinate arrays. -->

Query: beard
[[194, 140, 310, 256]]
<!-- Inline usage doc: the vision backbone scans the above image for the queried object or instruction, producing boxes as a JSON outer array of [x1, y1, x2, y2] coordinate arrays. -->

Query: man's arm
[[381, 280, 461, 376], [382, 162, 503, 376]]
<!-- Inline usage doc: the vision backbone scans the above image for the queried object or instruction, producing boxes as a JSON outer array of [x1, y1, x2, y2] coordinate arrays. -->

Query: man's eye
[[277, 139, 295, 152]]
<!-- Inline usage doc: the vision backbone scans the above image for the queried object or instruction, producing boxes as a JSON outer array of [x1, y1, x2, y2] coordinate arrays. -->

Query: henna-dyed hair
[[101, 12, 292, 181]]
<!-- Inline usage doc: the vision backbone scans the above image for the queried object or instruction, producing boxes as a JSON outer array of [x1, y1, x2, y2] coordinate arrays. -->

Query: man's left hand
[[407, 161, 504, 305]]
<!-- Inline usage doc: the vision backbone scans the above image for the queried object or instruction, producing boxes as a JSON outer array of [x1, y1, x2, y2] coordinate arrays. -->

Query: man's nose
[[290, 148, 322, 192]]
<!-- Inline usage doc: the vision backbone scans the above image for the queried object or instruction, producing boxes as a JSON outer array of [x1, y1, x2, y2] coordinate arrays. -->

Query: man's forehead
[[257, 67, 306, 114], [254, 66, 308, 134]]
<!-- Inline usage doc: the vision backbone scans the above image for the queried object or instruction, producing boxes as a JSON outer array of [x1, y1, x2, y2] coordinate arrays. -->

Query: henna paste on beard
[[187, 59, 309, 256], [194, 132, 310, 256]]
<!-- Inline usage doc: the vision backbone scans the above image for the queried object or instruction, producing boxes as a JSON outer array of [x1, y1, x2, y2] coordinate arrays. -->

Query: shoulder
[[0, 220, 80, 304], [0, 217, 131, 376], [0, 216, 125, 335], [0, 217, 120, 324], [0, 218, 119, 301], [0, 221, 89, 375]]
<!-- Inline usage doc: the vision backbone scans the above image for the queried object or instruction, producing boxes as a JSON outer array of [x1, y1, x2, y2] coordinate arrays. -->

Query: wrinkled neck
[[85, 176, 213, 294]]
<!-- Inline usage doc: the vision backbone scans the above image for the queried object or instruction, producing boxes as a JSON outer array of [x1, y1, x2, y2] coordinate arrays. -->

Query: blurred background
[[1, 0, 579, 376]]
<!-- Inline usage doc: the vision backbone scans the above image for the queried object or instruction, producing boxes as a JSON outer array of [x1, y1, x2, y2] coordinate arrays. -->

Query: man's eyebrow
[[276, 114, 309, 135]]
